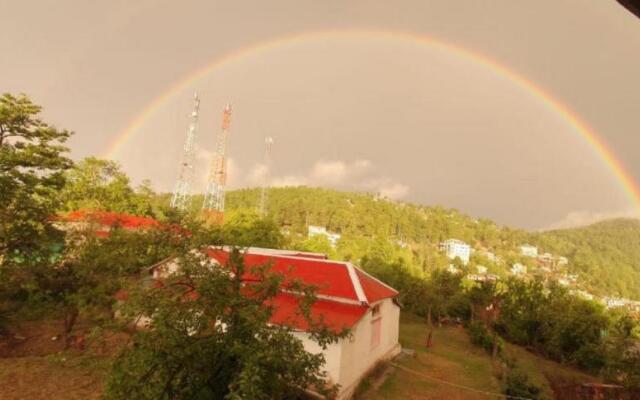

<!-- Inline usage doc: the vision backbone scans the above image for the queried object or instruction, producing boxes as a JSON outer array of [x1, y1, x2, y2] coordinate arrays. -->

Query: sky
[[2, 0, 640, 230]]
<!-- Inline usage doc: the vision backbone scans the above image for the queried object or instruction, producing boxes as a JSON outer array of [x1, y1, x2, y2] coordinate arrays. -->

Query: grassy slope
[[0, 313, 599, 400], [367, 313, 596, 400]]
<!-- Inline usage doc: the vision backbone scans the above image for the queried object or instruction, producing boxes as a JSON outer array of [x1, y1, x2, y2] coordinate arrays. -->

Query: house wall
[[292, 331, 343, 388], [336, 298, 401, 399]]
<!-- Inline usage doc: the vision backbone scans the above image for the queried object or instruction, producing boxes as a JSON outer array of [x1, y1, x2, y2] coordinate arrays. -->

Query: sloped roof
[[205, 247, 398, 306], [145, 247, 399, 332], [58, 210, 160, 229], [268, 292, 369, 333]]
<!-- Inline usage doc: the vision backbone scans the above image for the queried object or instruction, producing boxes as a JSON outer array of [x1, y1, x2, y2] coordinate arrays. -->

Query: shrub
[[503, 368, 541, 400]]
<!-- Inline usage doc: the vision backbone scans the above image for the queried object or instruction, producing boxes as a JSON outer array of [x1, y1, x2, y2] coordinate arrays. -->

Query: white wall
[[293, 331, 343, 388], [336, 298, 401, 398], [293, 299, 400, 399]]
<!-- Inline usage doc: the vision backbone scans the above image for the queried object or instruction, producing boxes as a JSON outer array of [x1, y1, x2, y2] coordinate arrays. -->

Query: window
[[371, 304, 381, 317], [370, 317, 381, 350]]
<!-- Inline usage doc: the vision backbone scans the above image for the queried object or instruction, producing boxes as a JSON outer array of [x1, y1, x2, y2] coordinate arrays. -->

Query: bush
[[467, 322, 502, 356], [503, 368, 541, 400]]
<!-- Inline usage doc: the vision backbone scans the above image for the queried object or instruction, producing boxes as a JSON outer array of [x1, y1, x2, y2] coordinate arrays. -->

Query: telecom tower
[[258, 136, 274, 217], [170, 92, 200, 210], [202, 104, 232, 219]]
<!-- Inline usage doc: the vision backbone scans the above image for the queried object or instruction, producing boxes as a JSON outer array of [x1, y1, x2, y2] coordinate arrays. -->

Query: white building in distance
[[308, 225, 342, 247], [511, 263, 527, 276], [520, 244, 538, 257], [440, 239, 471, 265], [476, 265, 488, 274]]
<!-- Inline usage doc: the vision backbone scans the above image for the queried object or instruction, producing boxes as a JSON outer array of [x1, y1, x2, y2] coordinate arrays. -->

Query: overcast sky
[[2, 0, 640, 229]]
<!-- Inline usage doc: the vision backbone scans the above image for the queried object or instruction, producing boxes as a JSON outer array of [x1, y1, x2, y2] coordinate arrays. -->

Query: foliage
[[61, 157, 156, 215], [503, 368, 541, 400], [0, 93, 73, 261], [104, 249, 345, 400], [532, 219, 640, 298], [221, 208, 284, 249], [467, 321, 502, 356]]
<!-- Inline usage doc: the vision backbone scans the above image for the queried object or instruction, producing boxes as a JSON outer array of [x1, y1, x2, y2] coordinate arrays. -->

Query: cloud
[[310, 159, 372, 184], [543, 208, 640, 230], [240, 158, 410, 200], [378, 183, 410, 200]]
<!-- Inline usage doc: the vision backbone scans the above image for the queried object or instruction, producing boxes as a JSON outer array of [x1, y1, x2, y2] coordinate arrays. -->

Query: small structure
[[148, 247, 400, 400], [55, 210, 160, 236], [520, 244, 538, 257], [308, 225, 342, 247], [439, 239, 471, 265], [511, 263, 527, 276], [557, 256, 569, 266], [476, 265, 488, 275]]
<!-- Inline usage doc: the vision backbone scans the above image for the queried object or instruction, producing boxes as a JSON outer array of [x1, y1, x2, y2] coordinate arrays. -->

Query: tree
[[105, 249, 345, 399], [61, 157, 154, 215], [222, 208, 284, 249], [0, 93, 73, 260]]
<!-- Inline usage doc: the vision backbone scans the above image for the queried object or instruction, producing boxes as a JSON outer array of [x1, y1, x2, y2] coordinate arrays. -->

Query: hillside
[[533, 219, 640, 299], [207, 187, 640, 300]]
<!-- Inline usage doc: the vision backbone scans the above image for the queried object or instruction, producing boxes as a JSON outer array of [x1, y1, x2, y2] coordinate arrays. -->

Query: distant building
[[447, 264, 461, 274], [511, 263, 527, 276], [538, 252, 553, 264], [520, 244, 538, 257], [570, 290, 594, 301], [557, 256, 569, 266], [476, 265, 488, 275], [308, 225, 342, 247], [481, 250, 498, 263], [468, 274, 499, 283], [439, 239, 471, 265]]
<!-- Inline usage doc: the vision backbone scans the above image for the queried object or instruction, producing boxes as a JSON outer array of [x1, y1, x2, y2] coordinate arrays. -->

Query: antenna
[[170, 92, 200, 210], [258, 136, 273, 217], [202, 104, 232, 220]]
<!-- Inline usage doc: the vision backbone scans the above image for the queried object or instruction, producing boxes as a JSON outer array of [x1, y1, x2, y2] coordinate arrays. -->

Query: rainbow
[[103, 29, 640, 210]]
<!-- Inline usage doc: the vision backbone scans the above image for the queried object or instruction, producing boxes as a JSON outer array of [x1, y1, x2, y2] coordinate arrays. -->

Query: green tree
[[61, 157, 153, 215], [222, 208, 284, 249], [0, 93, 73, 260], [105, 249, 344, 400]]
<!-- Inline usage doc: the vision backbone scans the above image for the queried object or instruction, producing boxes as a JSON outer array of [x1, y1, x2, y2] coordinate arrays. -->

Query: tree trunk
[[63, 307, 79, 349], [426, 305, 433, 348]]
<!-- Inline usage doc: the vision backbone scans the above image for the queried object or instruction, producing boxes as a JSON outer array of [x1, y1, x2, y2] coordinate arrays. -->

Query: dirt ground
[[0, 318, 127, 400]]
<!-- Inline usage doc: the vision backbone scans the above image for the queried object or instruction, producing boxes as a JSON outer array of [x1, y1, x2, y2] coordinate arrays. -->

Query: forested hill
[[215, 187, 640, 300], [533, 219, 640, 299]]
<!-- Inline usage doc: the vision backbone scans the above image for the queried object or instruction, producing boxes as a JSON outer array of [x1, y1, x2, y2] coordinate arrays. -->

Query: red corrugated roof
[[355, 269, 399, 304], [59, 210, 160, 229], [206, 249, 360, 301], [268, 292, 368, 332], [205, 248, 398, 305], [142, 247, 399, 332]]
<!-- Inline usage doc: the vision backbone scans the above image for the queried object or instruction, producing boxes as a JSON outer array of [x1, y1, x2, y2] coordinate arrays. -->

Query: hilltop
[[202, 187, 640, 300]]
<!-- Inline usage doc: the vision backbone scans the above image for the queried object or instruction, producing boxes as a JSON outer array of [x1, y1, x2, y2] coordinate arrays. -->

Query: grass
[[370, 313, 502, 400], [0, 352, 108, 400]]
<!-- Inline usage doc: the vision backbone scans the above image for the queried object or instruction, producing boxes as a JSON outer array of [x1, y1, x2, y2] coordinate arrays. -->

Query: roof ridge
[[352, 264, 399, 295], [346, 262, 368, 304]]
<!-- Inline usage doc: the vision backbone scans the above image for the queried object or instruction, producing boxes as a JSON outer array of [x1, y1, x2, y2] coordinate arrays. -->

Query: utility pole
[[258, 136, 273, 217], [170, 92, 200, 210], [202, 104, 232, 222]]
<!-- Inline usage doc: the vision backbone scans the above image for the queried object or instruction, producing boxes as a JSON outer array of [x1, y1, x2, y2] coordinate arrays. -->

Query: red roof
[[145, 247, 399, 332], [59, 210, 160, 229], [268, 292, 369, 333], [203, 247, 399, 330]]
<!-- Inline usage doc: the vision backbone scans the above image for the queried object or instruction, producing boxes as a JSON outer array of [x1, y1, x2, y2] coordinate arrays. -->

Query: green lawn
[[366, 313, 598, 400]]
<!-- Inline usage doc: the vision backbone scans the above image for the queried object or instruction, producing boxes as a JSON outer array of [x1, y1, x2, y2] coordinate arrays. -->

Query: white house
[[148, 247, 401, 399], [308, 225, 342, 248], [439, 239, 471, 265], [520, 244, 538, 258], [511, 263, 527, 276]]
